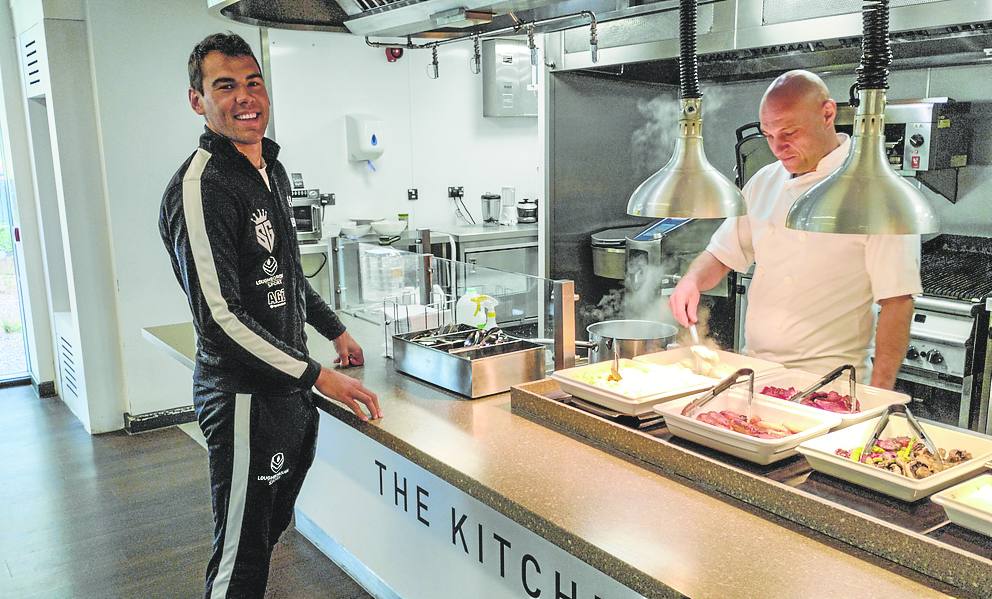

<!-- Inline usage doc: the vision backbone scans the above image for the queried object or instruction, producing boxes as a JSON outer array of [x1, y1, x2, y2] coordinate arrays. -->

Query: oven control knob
[[925, 350, 944, 365], [909, 134, 925, 148], [906, 346, 919, 360]]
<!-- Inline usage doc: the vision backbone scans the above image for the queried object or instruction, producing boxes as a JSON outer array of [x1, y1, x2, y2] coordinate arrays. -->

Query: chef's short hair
[[188, 32, 260, 93]]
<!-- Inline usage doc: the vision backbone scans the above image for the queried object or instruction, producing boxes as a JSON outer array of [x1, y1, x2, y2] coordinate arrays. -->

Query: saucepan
[[586, 319, 678, 363]]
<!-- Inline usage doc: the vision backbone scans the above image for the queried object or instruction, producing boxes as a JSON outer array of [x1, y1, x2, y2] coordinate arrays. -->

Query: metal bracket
[[329, 236, 342, 309], [417, 228, 433, 305], [552, 280, 576, 370]]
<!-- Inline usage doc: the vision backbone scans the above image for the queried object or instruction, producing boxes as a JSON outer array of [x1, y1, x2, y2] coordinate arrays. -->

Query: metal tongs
[[788, 364, 858, 407], [859, 403, 944, 467], [681, 368, 756, 417]]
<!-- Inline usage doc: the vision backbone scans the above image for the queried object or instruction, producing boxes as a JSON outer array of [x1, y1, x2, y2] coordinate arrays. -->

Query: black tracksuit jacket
[[160, 127, 345, 394]]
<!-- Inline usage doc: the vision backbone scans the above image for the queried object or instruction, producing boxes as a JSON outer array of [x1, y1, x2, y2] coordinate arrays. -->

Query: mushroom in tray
[[834, 437, 973, 480]]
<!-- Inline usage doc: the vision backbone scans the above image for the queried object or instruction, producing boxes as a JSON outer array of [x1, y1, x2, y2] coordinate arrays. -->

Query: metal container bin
[[392, 331, 544, 398]]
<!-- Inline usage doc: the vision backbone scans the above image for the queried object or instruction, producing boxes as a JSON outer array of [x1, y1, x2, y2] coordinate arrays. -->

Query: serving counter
[[144, 316, 968, 598]]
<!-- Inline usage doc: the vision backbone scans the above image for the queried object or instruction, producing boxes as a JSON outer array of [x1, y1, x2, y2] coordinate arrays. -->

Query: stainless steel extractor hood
[[571, 21, 992, 85], [208, 0, 687, 38]]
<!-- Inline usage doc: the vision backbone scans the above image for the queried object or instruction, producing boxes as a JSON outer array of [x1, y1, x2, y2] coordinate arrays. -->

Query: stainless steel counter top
[[143, 317, 955, 598], [435, 223, 538, 243]]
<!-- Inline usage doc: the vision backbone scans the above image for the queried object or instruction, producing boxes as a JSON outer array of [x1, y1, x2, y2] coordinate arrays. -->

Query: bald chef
[[668, 69, 921, 389]]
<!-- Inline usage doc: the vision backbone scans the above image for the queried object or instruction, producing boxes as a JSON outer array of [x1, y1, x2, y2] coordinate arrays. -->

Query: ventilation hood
[[577, 21, 992, 84], [208, 0, 681, 38]]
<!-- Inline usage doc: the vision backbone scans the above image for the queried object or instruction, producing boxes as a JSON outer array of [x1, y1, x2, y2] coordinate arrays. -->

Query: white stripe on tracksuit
[[210, 394, 252, 599], [181, 147, 308, 379]]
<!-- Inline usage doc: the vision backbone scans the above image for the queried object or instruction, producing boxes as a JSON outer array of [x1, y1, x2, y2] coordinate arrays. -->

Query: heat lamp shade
[[627, 135, 746, 219], [785, 132, 939, 234]]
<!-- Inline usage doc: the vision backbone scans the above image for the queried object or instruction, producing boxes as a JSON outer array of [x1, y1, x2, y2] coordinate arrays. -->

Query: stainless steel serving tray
[[392, 330, 545, 398]]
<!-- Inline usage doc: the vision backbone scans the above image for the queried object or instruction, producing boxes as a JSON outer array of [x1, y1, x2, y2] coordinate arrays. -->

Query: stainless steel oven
[[834, 98, 971, 175], [894, 235, 992, 434], [734, 98, 972, 202], [291, 195, 323, 244]]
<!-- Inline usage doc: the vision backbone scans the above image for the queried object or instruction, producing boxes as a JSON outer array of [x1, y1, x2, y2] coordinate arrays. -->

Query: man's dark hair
[[188, 32, 260, 93]]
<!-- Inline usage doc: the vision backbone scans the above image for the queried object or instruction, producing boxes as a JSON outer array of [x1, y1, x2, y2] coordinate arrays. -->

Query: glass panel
[[333, 238, 571, 374], [0, 132, 28, 380]]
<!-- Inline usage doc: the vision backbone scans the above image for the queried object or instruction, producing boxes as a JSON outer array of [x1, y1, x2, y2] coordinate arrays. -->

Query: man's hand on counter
[[332, 331, 365, 366], [315, 367, 382, 422]]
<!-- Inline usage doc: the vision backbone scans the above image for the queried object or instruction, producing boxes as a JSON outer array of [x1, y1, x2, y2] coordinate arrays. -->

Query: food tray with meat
[[797, 416, 992, 501], [551, 359, 716, 416], [753, 368, 910, 429], [654, 389, 841, 465], [633, 347, 785, 379], [932, 474, 992, 537]]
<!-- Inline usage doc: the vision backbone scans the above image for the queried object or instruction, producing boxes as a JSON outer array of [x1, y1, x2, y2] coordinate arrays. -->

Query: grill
[[920, 235, 992, 302], [897, 235, 992, 435]]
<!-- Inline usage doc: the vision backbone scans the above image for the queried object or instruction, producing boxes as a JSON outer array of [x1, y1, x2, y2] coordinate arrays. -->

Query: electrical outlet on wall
[[407, 188, 418, 201], [448, 186, 464, 199]]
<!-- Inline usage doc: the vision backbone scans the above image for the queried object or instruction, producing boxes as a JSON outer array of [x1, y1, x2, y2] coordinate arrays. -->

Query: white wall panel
[[268, 29, 542, 232]]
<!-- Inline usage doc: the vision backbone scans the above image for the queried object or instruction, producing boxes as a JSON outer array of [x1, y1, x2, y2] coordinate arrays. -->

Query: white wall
[[83, 0, 261, 418], [268, 30, 542, 232], [8, 0, 83, 35]]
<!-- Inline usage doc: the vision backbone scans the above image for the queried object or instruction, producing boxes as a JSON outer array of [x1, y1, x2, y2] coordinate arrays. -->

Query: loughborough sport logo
[[258, 452, 290, 485], [262, 256, 278, 277]]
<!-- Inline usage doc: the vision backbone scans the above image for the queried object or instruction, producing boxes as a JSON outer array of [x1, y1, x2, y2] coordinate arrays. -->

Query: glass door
[[0, 135, 29, 381]]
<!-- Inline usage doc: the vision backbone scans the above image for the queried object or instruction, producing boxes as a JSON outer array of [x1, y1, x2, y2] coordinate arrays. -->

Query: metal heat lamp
[[786, 0, 938, 234], [626, 0, 745, 219]]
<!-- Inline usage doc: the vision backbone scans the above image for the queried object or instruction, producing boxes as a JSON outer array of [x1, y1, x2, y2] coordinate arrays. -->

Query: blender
[[481, 193, 501, 226]]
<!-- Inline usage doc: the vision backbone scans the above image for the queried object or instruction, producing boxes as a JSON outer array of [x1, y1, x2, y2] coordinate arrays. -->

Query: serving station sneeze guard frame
[[327, 228, 579, 374]]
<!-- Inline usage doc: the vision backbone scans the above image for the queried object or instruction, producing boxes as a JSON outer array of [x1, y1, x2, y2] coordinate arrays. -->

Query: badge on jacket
[[252, 209, 276, 252]]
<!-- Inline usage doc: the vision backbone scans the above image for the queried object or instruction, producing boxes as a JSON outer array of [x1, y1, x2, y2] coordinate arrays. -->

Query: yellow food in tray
[[570, 361, 712, 398], [958, 482, 992, 511]]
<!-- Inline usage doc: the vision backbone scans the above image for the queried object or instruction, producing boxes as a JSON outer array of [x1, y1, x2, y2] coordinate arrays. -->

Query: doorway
[[0, 132, 28, 382]]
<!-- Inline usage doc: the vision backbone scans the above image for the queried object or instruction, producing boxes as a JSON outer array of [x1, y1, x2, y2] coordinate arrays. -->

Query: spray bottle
[[481, 296, 499, 331], [456, 288, 498, 329]]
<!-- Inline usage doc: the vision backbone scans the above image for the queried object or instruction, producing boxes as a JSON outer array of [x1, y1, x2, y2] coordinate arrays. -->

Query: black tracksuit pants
[[193, 383, 319, 599]]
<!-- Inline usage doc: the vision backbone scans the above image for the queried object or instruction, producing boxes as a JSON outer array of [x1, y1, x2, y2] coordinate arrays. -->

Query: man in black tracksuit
[[159, 33, 381, 598]]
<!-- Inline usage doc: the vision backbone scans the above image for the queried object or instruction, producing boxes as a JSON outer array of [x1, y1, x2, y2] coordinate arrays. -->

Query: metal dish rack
[[382, 283, 517, 358]]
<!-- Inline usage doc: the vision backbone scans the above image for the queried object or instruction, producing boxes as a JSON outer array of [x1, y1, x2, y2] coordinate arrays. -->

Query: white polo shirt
[[706, 133, 922, 376]]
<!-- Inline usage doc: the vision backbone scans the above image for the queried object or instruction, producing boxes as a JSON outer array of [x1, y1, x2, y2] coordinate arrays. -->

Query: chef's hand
[[315, 367, 382, 422], [332, 331, 365, 367], [669, 278, 701, 328]]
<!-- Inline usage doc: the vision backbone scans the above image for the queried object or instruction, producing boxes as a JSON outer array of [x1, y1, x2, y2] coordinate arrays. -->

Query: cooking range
[[896, 234, 992, 434]]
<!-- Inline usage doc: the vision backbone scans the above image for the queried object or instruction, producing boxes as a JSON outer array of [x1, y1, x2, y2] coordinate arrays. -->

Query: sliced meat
[[876, 438, 902, 451], [760, 385, 797, 400]]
